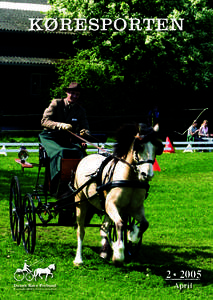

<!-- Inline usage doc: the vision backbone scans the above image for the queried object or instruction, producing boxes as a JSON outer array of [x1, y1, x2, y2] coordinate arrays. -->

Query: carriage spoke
[[22, 194, 36, 254], [9, 176, 22, 245]]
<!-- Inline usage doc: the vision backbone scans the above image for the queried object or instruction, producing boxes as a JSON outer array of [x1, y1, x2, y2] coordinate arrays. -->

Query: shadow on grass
[[121, 243, 213, 288], [31, 239, 213, 288]]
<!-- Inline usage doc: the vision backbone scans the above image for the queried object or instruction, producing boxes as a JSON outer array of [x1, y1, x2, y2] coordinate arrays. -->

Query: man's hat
[[64, 82, 81, 92]]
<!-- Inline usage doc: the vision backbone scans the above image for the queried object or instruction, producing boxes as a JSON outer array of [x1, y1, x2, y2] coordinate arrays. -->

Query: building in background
[[0, 0, 77, 131]]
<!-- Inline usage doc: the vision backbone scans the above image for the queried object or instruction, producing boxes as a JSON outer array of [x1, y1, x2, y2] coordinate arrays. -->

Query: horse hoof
[[112, 241, 125, 263], [100, 251, 109, 260], [112, 259, 124, 267], [73, 259, 83, 267], [73, 262, 83, 267]]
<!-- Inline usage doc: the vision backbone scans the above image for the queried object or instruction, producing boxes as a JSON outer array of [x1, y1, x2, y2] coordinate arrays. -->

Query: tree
[[47, 0, 213, 114]]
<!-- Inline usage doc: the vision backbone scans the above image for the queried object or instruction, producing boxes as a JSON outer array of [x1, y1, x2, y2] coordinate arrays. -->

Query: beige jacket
[[41, 98, 89, 133]]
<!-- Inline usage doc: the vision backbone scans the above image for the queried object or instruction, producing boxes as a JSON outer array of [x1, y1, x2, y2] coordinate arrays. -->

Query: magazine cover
[[0, 1, 212, 299]]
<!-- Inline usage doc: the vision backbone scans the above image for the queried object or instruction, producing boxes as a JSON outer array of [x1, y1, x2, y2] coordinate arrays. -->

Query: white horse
[[73, 123, 163, 265], [34, 264, 55, 281]]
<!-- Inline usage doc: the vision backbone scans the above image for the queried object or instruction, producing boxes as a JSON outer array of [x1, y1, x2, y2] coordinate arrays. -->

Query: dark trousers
[[39, 130, 84, 181]]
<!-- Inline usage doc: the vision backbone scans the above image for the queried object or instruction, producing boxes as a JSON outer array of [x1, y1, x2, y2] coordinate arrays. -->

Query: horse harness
[[89, 154, 151, 209], [57, 127, 163, 209], [56, 152, 151, 210], [86, 128, 164, 209]]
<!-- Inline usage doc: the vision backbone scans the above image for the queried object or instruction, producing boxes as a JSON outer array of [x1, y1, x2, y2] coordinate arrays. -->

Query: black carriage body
[[9, 143, 102, 254]]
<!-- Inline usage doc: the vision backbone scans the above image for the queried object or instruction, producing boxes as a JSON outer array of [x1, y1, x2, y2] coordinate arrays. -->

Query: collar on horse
[[93, 154, 150, 209]]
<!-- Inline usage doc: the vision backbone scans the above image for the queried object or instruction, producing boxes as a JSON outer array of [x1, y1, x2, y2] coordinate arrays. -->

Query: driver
[[39, 82, 90, 193], [23, 262, 31, 273]]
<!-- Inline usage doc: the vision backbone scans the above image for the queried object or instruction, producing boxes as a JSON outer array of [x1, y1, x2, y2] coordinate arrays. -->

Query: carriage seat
[[39, 143, 81, 196]]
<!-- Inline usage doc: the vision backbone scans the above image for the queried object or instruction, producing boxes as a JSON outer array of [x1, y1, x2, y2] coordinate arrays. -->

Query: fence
[[1, 140, 213, 156]]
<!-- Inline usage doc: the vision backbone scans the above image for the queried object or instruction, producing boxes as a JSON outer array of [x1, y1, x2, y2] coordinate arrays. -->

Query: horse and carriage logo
[[14, 261, 55, 282]]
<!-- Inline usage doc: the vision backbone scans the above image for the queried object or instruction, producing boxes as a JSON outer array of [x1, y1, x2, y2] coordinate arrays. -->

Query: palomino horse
[[73, 123, 163, 265]]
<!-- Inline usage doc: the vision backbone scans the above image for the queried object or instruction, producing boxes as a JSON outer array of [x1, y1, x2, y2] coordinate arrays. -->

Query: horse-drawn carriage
[[9, 124, 163, 265]]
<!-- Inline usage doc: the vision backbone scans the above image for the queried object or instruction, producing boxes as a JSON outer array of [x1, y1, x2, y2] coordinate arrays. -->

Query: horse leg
[[34, 272, 37, 281], [138, 206, 149, 242], [73, 192, 88, 266], [112, 220, 124, 263], [128, 207, 149, 247], [100, 214, 111, 259], [106, 197, 125, 263]]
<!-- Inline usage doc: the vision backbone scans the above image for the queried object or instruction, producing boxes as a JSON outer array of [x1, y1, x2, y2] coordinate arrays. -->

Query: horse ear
[[153, 123, 159, 132]]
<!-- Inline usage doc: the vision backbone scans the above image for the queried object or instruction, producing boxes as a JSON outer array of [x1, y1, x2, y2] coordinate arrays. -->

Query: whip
[[67, 130, 112, 154], [174, 108, 208, 136]]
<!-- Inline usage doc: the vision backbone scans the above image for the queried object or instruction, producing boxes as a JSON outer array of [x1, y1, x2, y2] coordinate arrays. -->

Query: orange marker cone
[[164, 137, 175, 153], [153, 158, 161, 171]]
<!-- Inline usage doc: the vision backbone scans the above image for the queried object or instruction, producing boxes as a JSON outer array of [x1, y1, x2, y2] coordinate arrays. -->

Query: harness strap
[[134, 159, 155, 166], [96, 180, 150, 209], [97, 180, 150, 193], [54, 154, 114, 206]]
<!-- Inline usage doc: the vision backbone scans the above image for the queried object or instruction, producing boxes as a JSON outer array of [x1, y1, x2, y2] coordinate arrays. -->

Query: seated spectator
[[187, 121, 200, 141], [199, 120, 213, 138]]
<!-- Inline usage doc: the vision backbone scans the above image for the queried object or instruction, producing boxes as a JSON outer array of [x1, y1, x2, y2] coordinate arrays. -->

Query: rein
[[67, 130, 111, 154], [67, 130, 138, 171], [67, 129, 155, 169]]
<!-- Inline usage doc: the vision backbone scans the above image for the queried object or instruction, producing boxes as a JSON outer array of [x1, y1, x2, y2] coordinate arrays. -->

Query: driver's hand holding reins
[[56, 123, 90, 138], [56, 123, 73, 131]]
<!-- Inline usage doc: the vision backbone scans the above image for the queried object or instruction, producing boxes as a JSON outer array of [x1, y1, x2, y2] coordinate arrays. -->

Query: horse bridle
[[132, 135, 157, 170], [133, 159, 155, 166]]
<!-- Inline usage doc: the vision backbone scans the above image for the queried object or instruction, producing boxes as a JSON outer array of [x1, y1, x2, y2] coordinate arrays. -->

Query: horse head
[[133, 123, 163, 181], [114, 123, 163, 182], [48, 264, 55, 270]]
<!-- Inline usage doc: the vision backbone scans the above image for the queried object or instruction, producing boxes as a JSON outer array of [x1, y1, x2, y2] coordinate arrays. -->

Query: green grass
[[0, 151, 213, 299]]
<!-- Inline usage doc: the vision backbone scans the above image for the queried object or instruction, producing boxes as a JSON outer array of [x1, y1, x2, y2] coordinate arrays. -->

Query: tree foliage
[[47, 0, 213, 113]]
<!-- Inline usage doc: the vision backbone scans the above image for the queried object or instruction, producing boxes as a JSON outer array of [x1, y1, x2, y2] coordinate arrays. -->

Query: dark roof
[[0, 56, 55, 66], [3, 0, 48, 3], [0, 0, 50, 32], [0, 1, 76, 66], [0, 9, 45, 32]]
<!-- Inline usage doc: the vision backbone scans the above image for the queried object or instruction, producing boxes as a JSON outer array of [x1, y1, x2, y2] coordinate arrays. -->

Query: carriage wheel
[[14, 270, 24, 281], [9, 176, 22, 245], [25, 271, 34, 281], [22, 194, 36, 254]]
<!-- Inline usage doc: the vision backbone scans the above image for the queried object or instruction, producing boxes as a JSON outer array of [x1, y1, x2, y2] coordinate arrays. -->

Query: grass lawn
[[0, 150, 212, 299]]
